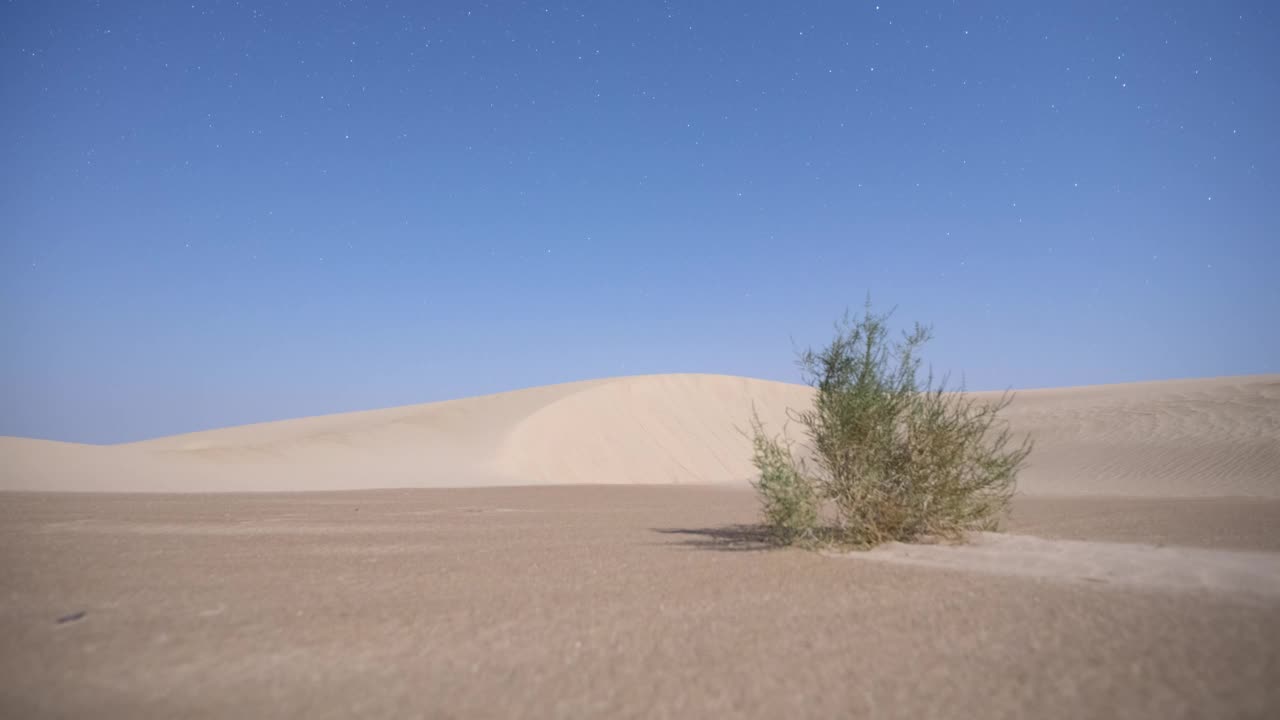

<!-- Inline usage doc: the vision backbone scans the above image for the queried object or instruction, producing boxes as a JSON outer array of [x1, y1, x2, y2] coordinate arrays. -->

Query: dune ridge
[[1, 373, 1277, 495]]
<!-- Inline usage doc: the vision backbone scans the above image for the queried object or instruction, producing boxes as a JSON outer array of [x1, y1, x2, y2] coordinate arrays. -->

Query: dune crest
[[1, 374, 1276, 495]]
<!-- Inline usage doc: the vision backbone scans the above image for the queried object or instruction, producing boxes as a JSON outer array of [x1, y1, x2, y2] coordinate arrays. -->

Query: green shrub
[[749, 302, 1032, 548], [747, 413, 818, 546]]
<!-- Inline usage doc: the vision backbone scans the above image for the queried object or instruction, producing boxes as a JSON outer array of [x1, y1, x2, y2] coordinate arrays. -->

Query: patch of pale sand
[[850, 532, 1280, 600], [1, 373, 1276, 495]]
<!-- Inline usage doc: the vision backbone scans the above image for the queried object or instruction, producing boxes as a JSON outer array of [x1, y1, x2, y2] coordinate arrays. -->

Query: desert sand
[[2, 374, 1279, 718], [3, 373, 1277, 495]]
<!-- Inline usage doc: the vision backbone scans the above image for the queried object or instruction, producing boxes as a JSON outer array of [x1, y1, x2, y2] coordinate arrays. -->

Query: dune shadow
[[651, 524, 779, 552]]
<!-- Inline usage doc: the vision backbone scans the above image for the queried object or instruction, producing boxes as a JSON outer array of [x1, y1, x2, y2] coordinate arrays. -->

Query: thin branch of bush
[[748, 301, 1033, 549]]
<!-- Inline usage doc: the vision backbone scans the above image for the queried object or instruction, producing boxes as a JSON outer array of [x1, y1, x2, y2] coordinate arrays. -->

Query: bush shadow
[[651, 524, 780, 552]]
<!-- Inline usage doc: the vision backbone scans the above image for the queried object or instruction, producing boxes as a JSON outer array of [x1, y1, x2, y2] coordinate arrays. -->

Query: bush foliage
[[750, 303, 1032, 548]]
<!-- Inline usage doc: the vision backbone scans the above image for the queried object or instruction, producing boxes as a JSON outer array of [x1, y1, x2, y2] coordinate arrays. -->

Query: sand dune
[[994, 375, 1280, 496], [1, 373, 1277, 495], [4, 376, 1279, 718]]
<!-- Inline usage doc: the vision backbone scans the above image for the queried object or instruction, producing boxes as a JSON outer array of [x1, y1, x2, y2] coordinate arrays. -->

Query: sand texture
[[2, 373, 1277, 495], [2, 374, 1279, 718], [2, 489, 1279, 719]]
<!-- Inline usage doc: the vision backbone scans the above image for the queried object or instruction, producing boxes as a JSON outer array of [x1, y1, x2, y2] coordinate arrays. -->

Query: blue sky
[[2, 1, 1277, 443]]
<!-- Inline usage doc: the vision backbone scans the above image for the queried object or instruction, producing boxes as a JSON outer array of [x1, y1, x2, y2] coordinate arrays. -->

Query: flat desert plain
[[2, 374, 1279, 718]]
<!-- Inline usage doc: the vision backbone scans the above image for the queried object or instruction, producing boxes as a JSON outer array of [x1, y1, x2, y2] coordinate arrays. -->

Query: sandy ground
[[1, 374, 1278, 717], [1, 488, 1278, 719]]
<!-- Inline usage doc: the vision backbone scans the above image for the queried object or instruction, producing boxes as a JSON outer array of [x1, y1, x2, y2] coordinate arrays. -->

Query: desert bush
[[747, 413, 818, 545], [749, 303, 1032, 548]]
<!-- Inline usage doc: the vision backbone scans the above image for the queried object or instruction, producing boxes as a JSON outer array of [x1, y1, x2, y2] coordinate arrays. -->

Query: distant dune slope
[[993, 376, 1279, 496], [1, 374, 1276, 495]]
